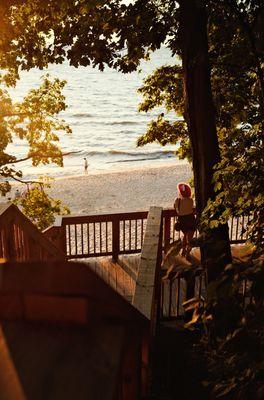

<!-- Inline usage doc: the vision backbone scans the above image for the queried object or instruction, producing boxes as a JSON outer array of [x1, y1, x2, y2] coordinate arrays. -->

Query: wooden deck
[[82, 255, 140, 303], [80, 241, 254, 317]]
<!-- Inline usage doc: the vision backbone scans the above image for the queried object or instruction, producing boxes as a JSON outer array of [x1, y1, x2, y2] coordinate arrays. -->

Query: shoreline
[[49, 163, 192, 215], [12, 163, 192, 215], [10, 158, 184, 183], [50, 160, 190, 181]]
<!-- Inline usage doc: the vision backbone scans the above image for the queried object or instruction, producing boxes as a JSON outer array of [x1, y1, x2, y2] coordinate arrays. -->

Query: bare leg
[[182, 232, 187, 256], [186, 230, 195, 257]]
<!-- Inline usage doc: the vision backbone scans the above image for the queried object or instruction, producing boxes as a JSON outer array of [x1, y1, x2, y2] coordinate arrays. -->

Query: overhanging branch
[[4, 150, 81, 165]]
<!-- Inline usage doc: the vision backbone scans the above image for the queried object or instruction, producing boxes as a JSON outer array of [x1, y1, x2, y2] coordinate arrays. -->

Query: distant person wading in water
[[174, 182, 196, 258], [84, 158, 88, 174]]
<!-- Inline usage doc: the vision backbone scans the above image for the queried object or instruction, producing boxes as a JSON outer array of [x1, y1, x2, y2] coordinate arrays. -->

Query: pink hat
[[177, 182, 191, 198]]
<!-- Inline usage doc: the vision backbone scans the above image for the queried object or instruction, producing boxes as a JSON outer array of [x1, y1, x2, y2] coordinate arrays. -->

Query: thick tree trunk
[[179, 0, 232, 282]]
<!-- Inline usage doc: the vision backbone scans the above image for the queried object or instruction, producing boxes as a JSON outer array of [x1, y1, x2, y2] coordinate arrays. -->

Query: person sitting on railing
[[174, 182, 197, 258]]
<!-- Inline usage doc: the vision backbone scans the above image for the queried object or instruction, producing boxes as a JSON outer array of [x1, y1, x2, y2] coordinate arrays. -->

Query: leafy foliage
[[202, 123, 264, 247], [0, 75, 71, 195], [184, 253, 264, 399], [0, 0, 178, 81], [1, 2, 262, 237], [0, 72, 72, 228], [135, 1, 263, 246], [136, 65, 191, 160], [14, 179, 70, 231]]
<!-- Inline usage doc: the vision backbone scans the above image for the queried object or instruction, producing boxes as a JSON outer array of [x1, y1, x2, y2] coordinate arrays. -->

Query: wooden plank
[[60, 211, 149, 225], [133, 207, 162, 320]]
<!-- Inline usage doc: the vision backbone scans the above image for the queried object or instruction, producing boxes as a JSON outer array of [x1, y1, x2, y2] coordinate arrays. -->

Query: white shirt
[[174, 197, 194, 216]]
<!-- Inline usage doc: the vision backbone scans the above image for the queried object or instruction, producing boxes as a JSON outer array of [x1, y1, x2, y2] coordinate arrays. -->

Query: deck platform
[[81, 255, 140, 303]]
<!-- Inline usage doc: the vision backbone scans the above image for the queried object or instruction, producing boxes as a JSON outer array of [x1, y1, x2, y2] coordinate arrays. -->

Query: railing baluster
[[135, 219, 138, 250], [74, 224, 78, 255], [106, 222, 108, 252], [99, 222, 102, 253], [123, 220, 125, 251], [141, 219, 144, 248], [230, 217, 234, 242], [168, 280, 173, 318], [160, 281, 164, 318], [241, 215, 245, 241], [129, 220, 131, 250], [235, 216, 239, 241], [81, 224, 84, 255], [87, 223, 90, 254], [164, 214, 171, 249], [68, 225, 71, 256], [93, 223, 96, 254], [172, 217, 176, 241], [176, 278, 180, 317]]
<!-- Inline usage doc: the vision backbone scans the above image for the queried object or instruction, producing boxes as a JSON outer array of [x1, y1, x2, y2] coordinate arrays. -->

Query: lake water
[[9, 47, 182, 178]]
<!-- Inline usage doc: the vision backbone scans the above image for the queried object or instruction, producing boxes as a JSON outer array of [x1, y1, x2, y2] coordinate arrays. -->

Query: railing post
[[185, 272, 196, 321], [112, 218, 120, 262], [58, 226, 67, 255], [163, 212, 171, 249], [54, 217, 67, 255]]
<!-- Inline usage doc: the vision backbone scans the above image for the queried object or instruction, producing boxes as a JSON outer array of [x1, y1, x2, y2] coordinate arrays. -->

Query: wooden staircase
[[0, 205, 163, 400], [0, 203, 66, 262]]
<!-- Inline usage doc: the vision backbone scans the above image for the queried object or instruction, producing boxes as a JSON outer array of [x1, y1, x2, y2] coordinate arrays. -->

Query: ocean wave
[[82, 149, 174, 157], [106, 121, 140, 126], [70, 113, 93, 118], [107, 157, 159, 163]]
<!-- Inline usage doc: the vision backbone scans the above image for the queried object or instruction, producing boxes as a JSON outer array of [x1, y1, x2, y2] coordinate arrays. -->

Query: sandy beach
[[46, 162, 192, 215]]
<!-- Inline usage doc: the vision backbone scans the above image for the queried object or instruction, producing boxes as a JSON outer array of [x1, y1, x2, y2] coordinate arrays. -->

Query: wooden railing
[[160, 271, 255, 319], [0, 203, 66, 262], [44, 211, 149, 260], [44, 209, 253, 260], [160, 273, 206, 319]]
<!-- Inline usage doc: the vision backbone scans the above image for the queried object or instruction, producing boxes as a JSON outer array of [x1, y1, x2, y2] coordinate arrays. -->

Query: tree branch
[[4, 150, 81, 165], [9, 174, 41, 186], [0, 112, 31, 118]]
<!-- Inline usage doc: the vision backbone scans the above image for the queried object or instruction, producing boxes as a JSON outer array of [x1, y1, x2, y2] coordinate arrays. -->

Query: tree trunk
[[179, 0, 232, 282]]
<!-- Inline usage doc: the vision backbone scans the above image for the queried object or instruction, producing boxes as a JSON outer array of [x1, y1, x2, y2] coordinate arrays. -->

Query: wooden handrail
[[45, 208, 252, 260], [160, 270, 254, 319], [0, 203, 66, 261]]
